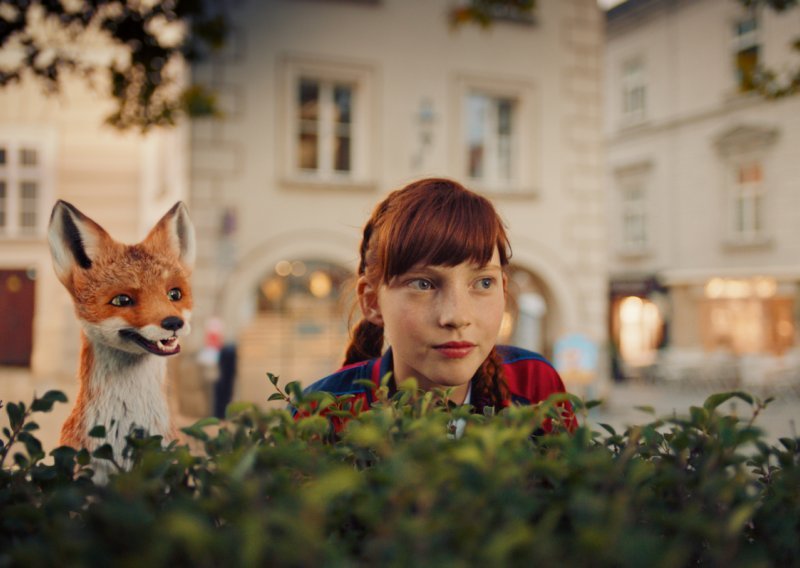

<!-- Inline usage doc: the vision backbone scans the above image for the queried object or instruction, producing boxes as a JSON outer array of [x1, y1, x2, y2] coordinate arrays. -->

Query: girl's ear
[[357, 276, 384, 327]]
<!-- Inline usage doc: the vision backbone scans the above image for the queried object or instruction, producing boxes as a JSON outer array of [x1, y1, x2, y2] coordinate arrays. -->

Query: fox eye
[[167, 288, 182, 301], [110, 294, 134, 307]]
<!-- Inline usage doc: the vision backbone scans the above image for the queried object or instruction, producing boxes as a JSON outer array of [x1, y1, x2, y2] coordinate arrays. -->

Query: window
[[282, 57, 374, 186], [465, 92, 516, 188], [731, 160, 764, 241], [733, 16, 759, 92], [0, 134, 53, 238], [621, 184, 647, 251], [621, 58, 646, 124], [613, 161, 652, 255], [455, 76, 536, 195], [297, 78, 354, 174]]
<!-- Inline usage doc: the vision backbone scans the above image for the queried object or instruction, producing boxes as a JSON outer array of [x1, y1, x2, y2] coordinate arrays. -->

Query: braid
[[471, 348, 509, 414], [343, 319, 384, 366]]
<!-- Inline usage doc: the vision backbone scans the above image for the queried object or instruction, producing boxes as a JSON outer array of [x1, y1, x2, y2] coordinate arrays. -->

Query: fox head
[[48, 201, 196, 357]]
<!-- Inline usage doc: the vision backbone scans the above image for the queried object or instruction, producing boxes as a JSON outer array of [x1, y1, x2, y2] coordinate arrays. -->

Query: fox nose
[[161, 316, 184, 331]]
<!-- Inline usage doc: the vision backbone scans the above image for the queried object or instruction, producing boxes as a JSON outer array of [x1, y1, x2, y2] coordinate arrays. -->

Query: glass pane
[[20, 148, 37, 166], [333, 85, 352, 125], [497, 99, 513, 136], [334, 136, 350, 172], [466, 94, 487, 178], [298, 79, 319, 121], [0, 180, 5, 228], [736, 46, 759, 91], [20, 181, 37, 232], [298, 134, 318, 170]]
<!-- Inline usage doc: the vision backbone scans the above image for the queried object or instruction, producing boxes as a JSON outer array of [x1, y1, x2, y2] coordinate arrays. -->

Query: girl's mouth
[[433, 342, 476, 359]]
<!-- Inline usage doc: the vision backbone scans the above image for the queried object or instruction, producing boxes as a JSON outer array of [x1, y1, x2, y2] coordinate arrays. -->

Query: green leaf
[[598, 423, 617, 436], [634, 405, 655, 415], [88, 425, 107, 438], [703, 391, 754, 411], [31, 390, 68, 412], [226, 401, 256, 418], [267, 372, 279, 386], [6, 402, 24, 430], [231, 445, 259, 482], [267, 393, 286, 402], [190, 416, 220, 429], [93, 444, 115, 461]]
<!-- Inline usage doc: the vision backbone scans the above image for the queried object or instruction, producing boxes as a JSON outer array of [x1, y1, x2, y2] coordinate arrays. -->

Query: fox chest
[[82, 359, 171, 456]]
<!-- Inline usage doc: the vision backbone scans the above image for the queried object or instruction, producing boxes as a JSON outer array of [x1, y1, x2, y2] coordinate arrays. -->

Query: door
[[0, 269, 35, 366]]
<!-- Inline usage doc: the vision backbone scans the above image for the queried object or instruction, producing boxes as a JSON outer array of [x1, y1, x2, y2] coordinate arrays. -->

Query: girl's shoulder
[[496, 345, 554, 367], [303, 358, 379, 396], [496, 345, 566, 403]]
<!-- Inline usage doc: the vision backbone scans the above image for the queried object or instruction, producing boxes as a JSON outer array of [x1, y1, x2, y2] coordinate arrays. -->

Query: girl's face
[[359, 248, 506, 403]]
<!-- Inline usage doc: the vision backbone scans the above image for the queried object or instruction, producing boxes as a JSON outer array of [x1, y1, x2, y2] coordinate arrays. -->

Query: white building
[[187, 0, 607, 405], [0, 66, 187, 379], [605, 0, 800, 385]]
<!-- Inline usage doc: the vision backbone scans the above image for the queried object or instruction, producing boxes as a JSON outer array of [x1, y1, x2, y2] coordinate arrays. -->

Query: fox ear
[[145, 202, 196, 270], [48, 200, 112, 287]]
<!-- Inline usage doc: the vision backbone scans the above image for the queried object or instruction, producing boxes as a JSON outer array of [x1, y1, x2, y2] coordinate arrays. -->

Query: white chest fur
[[82, 343, 171, 464]]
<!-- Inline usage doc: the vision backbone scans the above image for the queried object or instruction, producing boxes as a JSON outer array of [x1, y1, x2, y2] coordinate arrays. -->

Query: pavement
[[2, 367, 797, 456]]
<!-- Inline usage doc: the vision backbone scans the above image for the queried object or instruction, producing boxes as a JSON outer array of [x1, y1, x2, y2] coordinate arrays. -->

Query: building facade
[[606, 0, 800, 384], [0, 72, 188, 378], [187, 0, 607, 404]]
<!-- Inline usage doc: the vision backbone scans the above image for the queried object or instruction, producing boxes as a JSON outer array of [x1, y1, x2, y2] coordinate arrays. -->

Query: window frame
[[613, 161, 653, 257], [280, 56, 376, 189], [732, 14, 760, 92], [620, 56, 647, 126], [0, 129, 55, 240], [728, 158, 766, 244], [453, 74, 538, 196]]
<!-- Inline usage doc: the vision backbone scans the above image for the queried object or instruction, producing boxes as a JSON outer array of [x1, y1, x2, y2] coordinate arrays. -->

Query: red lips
[[433, 342, 476, 359]]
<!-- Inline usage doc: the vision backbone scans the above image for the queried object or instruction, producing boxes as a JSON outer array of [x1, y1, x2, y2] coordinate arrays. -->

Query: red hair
[[345, 178, 512, 411]]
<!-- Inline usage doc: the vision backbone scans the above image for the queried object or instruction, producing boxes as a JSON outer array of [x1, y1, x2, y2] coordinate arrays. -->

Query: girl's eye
[[475, 277, 495, 290], [167, 288, 182, 301], [408, 279, 434, 291], [110, 294, 134, 307]]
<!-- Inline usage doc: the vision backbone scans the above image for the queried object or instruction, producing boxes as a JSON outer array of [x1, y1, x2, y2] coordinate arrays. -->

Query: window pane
[[497, 99, 513, 182], [299, 134, 318, 170], [0, 180, 6, 228], [20, 148, 37, 167], [736, 46, 759, 91], [466, 94, 487, 178], [20, 181, 37, 233], [334, 135, 351, 172], [0, 148, 6, 165], [299, 79, 319, 121], [333, 85, 352, 125], [298, 79, 319, 170]]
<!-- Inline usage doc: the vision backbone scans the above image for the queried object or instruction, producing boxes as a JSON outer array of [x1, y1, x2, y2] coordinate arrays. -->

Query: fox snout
[[161, 316, 184, 331]]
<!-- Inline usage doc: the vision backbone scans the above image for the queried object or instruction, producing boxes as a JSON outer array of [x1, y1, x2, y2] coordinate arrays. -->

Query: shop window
[[238, 259, 353, 397], [613, 295, 662, 367], [701, 277, 794, 355]]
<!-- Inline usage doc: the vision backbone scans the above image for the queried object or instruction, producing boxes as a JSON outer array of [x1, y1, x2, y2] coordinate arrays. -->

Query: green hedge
[[1, 379, 798, 567]]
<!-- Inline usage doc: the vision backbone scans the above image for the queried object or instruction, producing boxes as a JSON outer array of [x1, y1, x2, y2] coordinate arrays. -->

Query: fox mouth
[[120, 330, 181, 356]]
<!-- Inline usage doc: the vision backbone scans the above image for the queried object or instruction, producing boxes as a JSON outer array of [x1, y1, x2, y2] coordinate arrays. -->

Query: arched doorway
[[236, 258, 353, 404], [500, 264, 559, 358]]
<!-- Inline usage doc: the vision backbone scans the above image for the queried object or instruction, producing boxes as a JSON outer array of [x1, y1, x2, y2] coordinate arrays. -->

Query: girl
[[303, 178, 575, 428]]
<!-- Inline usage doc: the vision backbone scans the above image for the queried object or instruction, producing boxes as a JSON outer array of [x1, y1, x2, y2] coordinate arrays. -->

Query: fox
[[48, 200, 195, 480]]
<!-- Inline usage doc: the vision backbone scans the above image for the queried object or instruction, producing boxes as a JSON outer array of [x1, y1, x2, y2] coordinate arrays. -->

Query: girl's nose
[[437, 288, 471, 329]]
